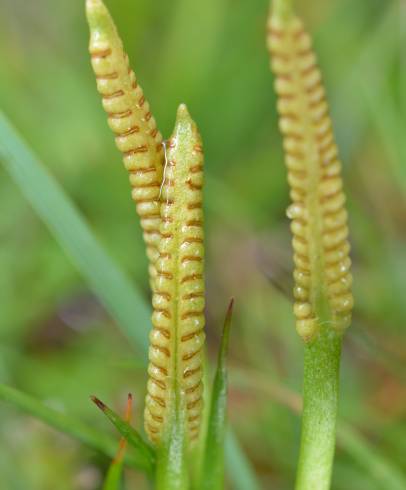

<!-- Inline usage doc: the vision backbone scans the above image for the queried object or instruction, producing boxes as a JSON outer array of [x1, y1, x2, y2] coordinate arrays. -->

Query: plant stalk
[[295, 327, 342, 490]]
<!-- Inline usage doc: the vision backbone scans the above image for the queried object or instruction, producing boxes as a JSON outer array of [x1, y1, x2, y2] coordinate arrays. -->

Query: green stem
[[295, 328, 342, 490]]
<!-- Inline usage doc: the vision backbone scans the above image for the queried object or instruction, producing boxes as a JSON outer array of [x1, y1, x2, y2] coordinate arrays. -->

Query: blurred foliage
[[0, 0, 404, 488]]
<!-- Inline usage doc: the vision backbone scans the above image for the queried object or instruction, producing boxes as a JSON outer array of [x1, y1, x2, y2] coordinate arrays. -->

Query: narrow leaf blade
[[91, 396, 155, 474], [200, 299, 234, 490], [225, 430, 261, 490], [0, 111, 150, 356], [0, 383, 140, 470], [338, 424, 406, 490], [102, 394, 133, 490]]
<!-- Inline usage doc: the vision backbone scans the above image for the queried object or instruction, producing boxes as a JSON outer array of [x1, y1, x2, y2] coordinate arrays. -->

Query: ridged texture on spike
[[267, 11, 353, 341], [86, 0, 164, 287], [144, 106, 205, 445]]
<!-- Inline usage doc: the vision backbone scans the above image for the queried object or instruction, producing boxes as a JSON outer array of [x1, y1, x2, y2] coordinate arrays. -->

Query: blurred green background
[[0, 0, 404, 488]]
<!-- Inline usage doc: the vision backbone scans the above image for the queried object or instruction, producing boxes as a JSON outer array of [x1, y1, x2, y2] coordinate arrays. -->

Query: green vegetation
[[0, 0, 404, 488]]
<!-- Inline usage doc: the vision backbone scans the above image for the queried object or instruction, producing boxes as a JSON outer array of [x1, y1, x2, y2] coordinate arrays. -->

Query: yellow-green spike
[[144, 104, 205, 446], [86, 0, 164, 289], [267, 4, 353, 341]]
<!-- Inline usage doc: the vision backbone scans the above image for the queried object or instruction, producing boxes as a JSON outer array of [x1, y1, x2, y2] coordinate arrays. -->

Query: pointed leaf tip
[[220, 298, 234, 362], [200, 300, 235, 490], [91, 395, 107, 412], [226, 298, 234, 320], [91, 396, 155, 473], [102, 394, 134, 490], [124, 393, 133, 420]]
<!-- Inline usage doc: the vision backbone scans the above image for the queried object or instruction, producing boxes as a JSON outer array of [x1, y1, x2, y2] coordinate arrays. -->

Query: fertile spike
[[267, 3, 353, 341], [144, 104, 205, 445], [86, 0, 164, 288]]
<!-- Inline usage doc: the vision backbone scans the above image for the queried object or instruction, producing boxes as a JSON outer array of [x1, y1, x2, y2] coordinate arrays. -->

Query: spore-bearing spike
[[145, 105, 205, 445], [267, 9, 353, 340], [86, 0, 164, 290]]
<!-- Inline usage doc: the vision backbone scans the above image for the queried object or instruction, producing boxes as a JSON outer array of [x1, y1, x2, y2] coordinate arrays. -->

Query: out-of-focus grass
[[0, 0, 404, 488]]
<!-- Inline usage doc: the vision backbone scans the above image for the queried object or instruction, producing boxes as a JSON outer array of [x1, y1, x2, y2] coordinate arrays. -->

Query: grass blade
[[91, 395, 155, 475], [0, 111, 150, 357], [337, 424, 406, 490], [200, 299, 234, 490], [0, 383, 141, 470], [102, 394, 133, 490], [225, 430, 261, 490]]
